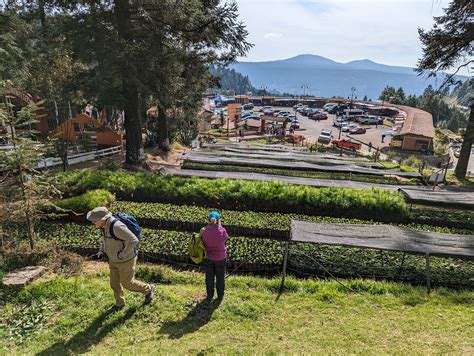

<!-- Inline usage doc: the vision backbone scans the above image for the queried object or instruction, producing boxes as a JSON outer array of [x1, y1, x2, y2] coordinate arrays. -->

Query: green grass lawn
[[2, 262, 473, 354]]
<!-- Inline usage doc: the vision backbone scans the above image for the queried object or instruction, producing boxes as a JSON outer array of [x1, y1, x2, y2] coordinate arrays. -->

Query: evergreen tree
[[0, 87, 59, 249], [395, 87, 406, 104], [417, 0, 473, 179]]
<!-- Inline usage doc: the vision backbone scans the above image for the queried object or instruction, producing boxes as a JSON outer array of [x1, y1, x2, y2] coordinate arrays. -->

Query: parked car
[[318, 130, 333, 144], [291, 122, 300, 129], [304, 110, 313, 115], [293, 103, 304, 110], [323, 103, 338, 111], [297, 105, 308, 113], [243, 114, 261, 120], [278, 111, 292, 116], [357, 115, 382, 125], [240, 111, 252, 118], [311, 112, 328, 120], [333, 118, 348, 127], [328, 103, 349, 114], [331, 138, 362, 151], [349, 126, 366, 134], [342, 123, 359, 132], [242, 103, 254, 110], [287, 115, 298, 121], [260, 106, 272, 112], [343, 109, 366, 120]]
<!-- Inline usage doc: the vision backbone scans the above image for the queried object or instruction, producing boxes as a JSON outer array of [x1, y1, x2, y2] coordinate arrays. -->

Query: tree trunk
[[454, 105, 474, 179], [38, 0, 47, 31], [158, 104, 170, 151], [115, 0, 144, 164]]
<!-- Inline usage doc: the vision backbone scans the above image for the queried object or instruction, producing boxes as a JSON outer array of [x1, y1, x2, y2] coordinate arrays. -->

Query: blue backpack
[[109, 213, 141, 241]]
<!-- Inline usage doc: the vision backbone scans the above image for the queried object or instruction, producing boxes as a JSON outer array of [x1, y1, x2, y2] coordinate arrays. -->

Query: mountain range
[[230, 54, 466, 99]]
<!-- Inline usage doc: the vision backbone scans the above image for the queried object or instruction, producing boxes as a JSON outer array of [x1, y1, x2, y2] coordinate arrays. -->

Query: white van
[[323, 103, 338, 111], [357, 115, 382, 125], [343, 109, 366, 119]]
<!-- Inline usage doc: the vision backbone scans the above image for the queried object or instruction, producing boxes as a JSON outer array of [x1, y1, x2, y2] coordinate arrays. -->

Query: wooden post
[[278, 239, 290, 296], [425, 253, 431, 294], [432, 173, 439, 191]]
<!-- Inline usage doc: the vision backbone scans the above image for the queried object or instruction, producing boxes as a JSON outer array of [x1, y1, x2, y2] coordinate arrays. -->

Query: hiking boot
[[107, 304, 124, 313], [144, 284, 155, 305]]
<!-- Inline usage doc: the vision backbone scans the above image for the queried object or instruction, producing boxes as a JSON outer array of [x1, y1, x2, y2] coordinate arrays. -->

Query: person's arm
[[113, 223, 139, 259], [98, 241, 104, 255], [222, 227, 229, 241]]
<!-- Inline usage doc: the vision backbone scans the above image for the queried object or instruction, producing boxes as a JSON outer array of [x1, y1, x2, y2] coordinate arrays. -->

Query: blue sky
[[235, 0, 469, 73]]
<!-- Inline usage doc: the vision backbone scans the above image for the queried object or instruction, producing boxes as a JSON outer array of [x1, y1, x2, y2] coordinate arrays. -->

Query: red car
[[311, 113, 328, 120], [331, 138, 362, 151], [349, 126, 366, 134]]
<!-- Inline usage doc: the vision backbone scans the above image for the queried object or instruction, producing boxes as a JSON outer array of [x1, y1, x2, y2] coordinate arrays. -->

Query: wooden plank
[[183, 154, 421, 178], [290, 220, 474, 258], [201, 143, 292, 152], [399, 188, 474, 209], [218, 147, 369, 162], [165, 168, 405, 191], [188, 150, 382, 168]]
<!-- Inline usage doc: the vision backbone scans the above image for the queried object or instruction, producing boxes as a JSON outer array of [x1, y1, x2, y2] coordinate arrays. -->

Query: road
[[448, 146, 474, 177]]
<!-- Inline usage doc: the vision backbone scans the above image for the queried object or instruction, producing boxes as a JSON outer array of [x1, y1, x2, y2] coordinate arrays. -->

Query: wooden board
[[165, 168, 405, 191], [183, 154, 421, 178], [189, 150, 381, 168], [219, 147, 369, 162], [290, 220, 474, 258], [399, 188, 474, 209]]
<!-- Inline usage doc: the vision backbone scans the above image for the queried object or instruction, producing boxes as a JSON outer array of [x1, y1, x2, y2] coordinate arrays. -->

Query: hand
[[117, 251, 124, 260], [91, 251, 103, 260]]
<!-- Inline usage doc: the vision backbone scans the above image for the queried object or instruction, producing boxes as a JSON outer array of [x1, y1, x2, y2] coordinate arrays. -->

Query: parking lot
[[275, 106, 393, 153]]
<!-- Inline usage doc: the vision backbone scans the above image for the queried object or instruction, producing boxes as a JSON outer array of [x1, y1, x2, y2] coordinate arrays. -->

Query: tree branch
[[420, 60, 474, 93]]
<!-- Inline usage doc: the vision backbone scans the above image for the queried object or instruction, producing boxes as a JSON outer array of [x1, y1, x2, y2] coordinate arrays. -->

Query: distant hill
[[209, 65, 257, 95], [451, 79, 473, 107], [231, 54, 467, 99]]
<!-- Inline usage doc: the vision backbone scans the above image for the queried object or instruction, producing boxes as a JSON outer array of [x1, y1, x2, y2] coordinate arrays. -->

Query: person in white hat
[[87, 207, 154, 312]]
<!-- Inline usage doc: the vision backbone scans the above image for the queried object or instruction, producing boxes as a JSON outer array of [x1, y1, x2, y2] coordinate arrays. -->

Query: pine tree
[[417, 0, 473, 179], [0, 88, 59, 249]]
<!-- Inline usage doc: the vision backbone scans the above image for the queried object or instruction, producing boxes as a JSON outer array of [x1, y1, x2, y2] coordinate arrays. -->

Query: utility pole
[[261, 85, 267, 105], [350, 86, 356, 109], [301, 85, 309, 105]]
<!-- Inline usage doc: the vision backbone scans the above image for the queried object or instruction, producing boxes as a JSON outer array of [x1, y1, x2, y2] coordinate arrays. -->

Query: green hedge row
[[181, 162, 420, 186], [107, 201, 472, 237], [58, 170, 410, 223], [5, 222, 473, 288], [56, 189, 116, 213]]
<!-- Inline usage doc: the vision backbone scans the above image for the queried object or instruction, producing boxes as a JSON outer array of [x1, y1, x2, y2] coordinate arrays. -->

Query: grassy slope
[[2, 263, 473, 354]]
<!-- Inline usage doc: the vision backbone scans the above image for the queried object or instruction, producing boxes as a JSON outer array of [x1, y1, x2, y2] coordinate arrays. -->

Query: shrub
[[58, 170, 409, 222], [56, 189, 115, 213]]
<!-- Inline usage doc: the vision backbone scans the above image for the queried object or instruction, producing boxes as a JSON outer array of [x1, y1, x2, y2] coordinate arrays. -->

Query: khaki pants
[[109, 256, 151, 306]]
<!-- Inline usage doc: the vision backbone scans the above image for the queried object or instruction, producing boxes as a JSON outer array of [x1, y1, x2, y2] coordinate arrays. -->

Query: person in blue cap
[[201, 210, 229, 302]]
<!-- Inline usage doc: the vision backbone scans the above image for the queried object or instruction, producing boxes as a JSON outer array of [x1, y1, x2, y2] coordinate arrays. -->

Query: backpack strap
[[108, 218, 124, 241]]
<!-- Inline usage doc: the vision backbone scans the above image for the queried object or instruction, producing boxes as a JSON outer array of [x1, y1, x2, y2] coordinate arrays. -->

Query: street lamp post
[[301, 85, 309, 105], [350, 86, 356, 109], [261, 85, 267, 105]]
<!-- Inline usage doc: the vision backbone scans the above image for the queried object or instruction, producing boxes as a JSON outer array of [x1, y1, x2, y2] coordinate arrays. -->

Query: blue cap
[[209, 210, 220, 221]]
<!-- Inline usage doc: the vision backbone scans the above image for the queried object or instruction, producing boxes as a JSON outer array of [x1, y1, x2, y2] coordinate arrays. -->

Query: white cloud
[[235, 0, 461, 71], [264, 33, 283, 39]]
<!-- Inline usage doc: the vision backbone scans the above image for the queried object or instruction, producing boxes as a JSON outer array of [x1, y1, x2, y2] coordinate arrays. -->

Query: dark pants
[[204, 258, 226, 300]]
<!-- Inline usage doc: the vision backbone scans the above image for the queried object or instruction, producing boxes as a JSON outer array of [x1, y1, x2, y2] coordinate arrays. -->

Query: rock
[[2, 266, 46, 287]]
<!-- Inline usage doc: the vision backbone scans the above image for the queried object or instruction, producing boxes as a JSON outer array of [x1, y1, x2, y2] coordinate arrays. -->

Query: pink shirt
[[202, 225, 229, 261]]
